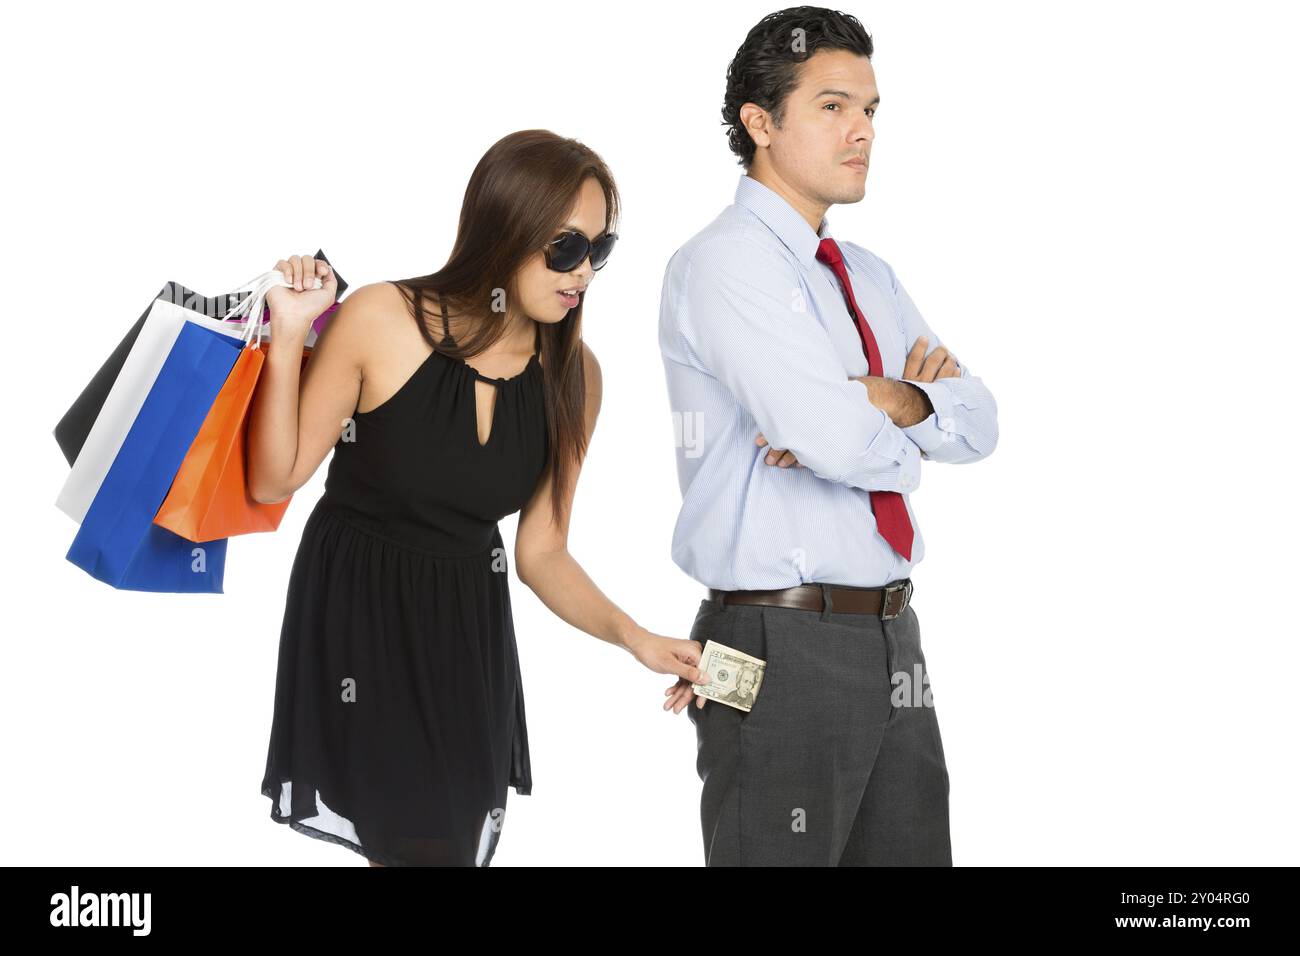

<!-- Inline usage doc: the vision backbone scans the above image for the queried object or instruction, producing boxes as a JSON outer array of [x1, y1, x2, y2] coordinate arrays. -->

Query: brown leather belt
[[707, 579, 914, 620]]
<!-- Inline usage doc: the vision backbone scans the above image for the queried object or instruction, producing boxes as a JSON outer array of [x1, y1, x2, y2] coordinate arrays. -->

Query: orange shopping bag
[[152, 271, 339, 542], [153, 338, 313, 542]]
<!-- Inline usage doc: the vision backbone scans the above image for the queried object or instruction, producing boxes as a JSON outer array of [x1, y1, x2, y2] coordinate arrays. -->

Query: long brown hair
[[389, 129, 620, 527]]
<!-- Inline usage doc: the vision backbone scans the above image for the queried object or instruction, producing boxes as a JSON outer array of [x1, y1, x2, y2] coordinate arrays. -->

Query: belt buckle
[[879, 579, 912, 621]]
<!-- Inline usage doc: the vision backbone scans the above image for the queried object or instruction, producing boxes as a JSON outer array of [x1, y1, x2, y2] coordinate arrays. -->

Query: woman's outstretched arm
[[514, 341, 708, 708]]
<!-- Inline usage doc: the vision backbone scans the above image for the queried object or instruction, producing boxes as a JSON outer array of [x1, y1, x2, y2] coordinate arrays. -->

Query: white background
[[2, 0, 1296, 866]]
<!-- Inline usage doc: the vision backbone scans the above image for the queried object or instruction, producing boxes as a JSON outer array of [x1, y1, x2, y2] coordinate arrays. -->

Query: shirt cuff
[[901, 379, 959, 457], [844, 418, 922, 493]]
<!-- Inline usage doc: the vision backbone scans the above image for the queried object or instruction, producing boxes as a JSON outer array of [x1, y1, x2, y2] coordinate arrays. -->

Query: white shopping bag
[[55, 270, 323, 524]]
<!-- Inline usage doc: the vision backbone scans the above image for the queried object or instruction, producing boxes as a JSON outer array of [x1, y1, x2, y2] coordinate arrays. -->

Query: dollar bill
[[693, 639, 766, 712]]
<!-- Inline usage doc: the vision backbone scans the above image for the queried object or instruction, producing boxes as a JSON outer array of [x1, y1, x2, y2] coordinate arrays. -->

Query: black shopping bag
[[53, 249, 346, 466]]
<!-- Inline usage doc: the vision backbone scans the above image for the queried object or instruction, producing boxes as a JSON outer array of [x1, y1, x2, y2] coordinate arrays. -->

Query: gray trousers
[[685, 589, 952, 866]]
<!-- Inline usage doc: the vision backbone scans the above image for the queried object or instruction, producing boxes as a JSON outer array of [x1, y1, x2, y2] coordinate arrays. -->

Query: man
[[658, 7, 998, 866]]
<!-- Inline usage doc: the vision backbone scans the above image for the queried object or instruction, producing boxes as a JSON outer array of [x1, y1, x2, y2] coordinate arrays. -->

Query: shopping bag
[[53, 282, 244, 467], [152, 280, 328, 541], [65, 321, 244, 591], [53, 249, 346, 467], [55, 262, 340, 524], [56, 294, 248, 523]]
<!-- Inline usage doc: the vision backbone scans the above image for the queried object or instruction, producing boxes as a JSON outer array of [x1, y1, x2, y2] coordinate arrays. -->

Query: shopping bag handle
[[224, 270, 324, 348]]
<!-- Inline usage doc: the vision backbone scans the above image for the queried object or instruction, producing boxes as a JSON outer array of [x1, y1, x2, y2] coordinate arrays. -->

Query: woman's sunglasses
[[544, 229, 618, 273]]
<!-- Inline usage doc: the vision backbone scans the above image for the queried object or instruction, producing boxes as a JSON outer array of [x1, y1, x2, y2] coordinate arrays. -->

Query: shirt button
[[939, 416, 955, 432]]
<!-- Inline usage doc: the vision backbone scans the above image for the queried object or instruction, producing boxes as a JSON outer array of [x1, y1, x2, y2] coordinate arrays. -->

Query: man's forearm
[[851, 375, 935, 428]]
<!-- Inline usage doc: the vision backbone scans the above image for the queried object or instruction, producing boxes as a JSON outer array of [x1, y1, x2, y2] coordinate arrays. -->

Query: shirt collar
[[734, 174, 834, 271]]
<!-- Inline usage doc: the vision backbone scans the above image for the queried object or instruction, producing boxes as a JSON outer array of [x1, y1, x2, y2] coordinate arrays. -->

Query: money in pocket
[[693, 639, 766, 712]]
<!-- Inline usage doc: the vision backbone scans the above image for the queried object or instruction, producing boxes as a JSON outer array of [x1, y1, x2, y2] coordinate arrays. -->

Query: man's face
[[763, 48, 878, 208]]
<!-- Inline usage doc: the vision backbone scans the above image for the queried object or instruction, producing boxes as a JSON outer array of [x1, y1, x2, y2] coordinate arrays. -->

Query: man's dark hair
[[722, 6, 874, 168]]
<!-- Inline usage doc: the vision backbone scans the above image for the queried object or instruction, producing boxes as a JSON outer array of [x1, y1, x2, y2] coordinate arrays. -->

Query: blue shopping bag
[[66, 321, 244, 592]]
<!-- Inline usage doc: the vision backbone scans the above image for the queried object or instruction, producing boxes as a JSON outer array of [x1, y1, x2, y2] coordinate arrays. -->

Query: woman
[[248, 129, 706, 867]]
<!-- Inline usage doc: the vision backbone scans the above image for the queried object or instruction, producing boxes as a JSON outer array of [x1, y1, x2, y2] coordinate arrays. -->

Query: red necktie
[[815, 236, 915, 561]]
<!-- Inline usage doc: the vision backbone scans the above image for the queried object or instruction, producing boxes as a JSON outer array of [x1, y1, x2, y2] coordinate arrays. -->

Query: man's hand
[[853, 376, 932, 427], [756, 432, 803, 468], [903, 336, 961, 384], [757, 336, 964, 465], [852, 337, 961, 428]]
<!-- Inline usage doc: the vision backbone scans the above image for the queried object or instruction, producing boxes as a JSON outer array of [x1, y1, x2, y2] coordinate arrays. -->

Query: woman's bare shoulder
[[308, 282, 416, 378], [325, 281, 416, 342], [580, 339, 602, 422], [336, 280, 408, 319], [577, 336, 599, 377]]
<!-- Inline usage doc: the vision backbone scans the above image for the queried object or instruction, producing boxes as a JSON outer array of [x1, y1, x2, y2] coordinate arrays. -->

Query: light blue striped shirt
[[658, 174, 999, 591]]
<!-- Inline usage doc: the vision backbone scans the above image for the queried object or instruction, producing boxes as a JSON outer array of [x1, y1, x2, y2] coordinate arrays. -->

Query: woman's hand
[[664, 674, 708, 713], [622, 628, 709, 713], [266, 253, 337, 341]]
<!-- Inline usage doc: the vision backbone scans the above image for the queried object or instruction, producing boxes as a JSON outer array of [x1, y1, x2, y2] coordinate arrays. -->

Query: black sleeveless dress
[[261, 290, 548, 866]]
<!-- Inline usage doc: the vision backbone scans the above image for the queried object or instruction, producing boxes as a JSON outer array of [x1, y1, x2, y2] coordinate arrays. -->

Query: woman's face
[[512, 175, 610, 325]]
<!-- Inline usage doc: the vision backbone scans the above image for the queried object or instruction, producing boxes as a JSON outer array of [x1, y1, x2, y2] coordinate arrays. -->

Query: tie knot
[[816, 237, 842, 266]]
